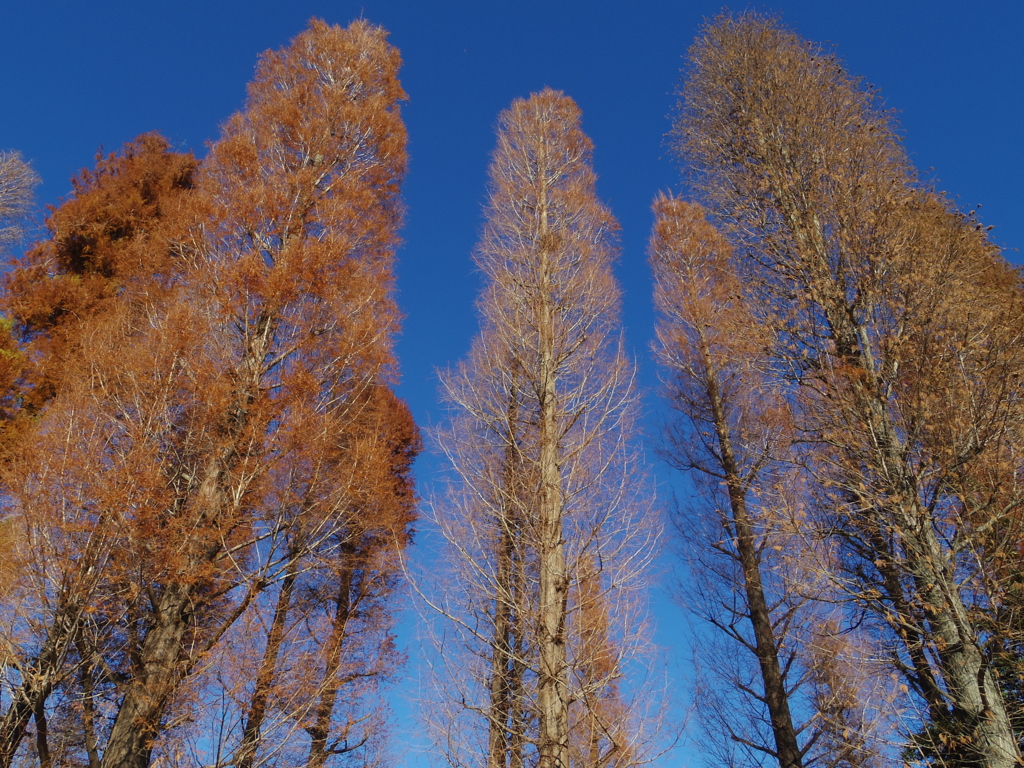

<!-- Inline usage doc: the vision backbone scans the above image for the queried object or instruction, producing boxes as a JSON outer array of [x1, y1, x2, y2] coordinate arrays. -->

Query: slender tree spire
[[430, 88, 657, 768]]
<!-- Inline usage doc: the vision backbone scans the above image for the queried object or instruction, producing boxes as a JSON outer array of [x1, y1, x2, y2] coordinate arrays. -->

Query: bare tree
[[426, 88, 659, 768], [0, 150, 37, 249]]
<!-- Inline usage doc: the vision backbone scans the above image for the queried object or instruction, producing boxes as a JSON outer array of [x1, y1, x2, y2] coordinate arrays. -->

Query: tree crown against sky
[[0, 18, 419, 768], [1, 0, 1019, 430], [424, 87, 660, 768], [0, 4, 1022, 768], [667, 10, 1024, 768]]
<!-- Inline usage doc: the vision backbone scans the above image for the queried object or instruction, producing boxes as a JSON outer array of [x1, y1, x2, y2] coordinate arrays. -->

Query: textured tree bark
[[697, 332, 804, 768], [535, 183, 570, 768], [100, 583, 192, 768]]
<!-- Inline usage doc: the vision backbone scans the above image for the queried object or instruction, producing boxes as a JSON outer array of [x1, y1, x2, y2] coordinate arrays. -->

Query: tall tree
[[651, 196, 889, 768], [672, 12, 1024, 767], [98, 18, 410, 768], [0, 18, 416, 768], [429, 89, 657, 768], [0, 133, 196, 768], [650, 196, 806, 768]]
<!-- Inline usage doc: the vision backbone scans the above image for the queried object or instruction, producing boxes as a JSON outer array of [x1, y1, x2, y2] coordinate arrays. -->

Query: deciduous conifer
[[0, 19, 416, 768], [671, 12, 1024, 767], [428, 89, 658, 768]]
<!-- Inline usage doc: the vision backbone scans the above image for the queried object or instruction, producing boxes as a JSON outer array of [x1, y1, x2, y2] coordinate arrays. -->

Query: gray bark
[[789, 199, 1020, 768], [535, 181, 570, 768]]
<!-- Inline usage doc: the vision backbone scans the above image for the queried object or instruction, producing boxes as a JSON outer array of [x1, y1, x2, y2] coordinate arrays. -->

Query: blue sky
[[2, 1, 1022, 764]]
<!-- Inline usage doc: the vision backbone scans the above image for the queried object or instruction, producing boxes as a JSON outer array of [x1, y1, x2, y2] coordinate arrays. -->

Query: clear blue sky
[[2, 1, 1021, 764]]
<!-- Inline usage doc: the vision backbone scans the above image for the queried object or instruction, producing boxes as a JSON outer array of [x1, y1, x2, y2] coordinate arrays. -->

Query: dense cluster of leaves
[[0, 19, 417, 768]]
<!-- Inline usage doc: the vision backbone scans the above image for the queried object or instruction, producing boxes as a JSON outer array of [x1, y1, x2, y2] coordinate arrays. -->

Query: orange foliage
[[0, 19, 416, 768], [3, 133, 195, 410], [673, 12, 1024, 766]]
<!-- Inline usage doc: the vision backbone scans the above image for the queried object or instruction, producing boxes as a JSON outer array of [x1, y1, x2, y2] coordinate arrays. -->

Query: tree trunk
[[536, 184, 569, 768], [101, 312, 270, 768], [306, 545, 356, 768], [236, 556, 298, 768], [803, 208, 1020, 768], [99, 583, 192, 768], [489, 517, 515, 768], [490, 380, 523, 768], [80, 649, 102, 768], [33, 698, 50, 768], [0, 597, 82, 768], [694, 325, 803, 768]]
